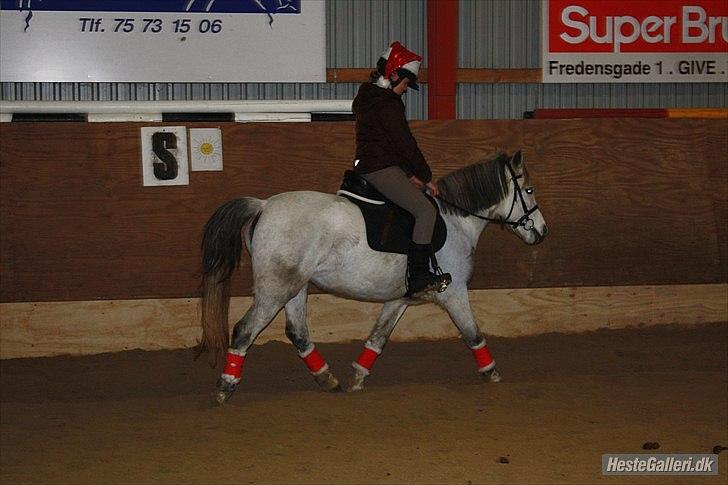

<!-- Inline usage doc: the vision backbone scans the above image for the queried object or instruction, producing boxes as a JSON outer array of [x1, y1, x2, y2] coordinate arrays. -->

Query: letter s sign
[[152, 132, 179, 180], [140, 126, 190, 187]]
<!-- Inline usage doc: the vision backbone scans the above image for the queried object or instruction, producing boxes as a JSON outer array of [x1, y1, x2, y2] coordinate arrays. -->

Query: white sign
[[190, 128, 223, 171], [140, 126, 189, 186], [542, 0, 728, 83], [0, 0, 325, 82]]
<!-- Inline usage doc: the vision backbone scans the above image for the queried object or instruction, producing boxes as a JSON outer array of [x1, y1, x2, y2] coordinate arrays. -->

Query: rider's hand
[[409, 175, 425, 189], [426, 182, 439, 198]]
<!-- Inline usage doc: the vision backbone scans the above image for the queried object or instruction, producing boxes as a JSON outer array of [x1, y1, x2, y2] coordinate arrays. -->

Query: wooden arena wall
[[1, 120, 726, 357]]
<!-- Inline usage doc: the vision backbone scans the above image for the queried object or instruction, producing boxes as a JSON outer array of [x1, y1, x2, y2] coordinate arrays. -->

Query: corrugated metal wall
[[327, 0, 427, 119], [458, 83, 728, 119], [1, 0, 726, 119], [459, 0, 540, 69]]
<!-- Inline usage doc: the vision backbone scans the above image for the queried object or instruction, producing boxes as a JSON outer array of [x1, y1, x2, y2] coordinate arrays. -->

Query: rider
[[352, 41, 451, 296]]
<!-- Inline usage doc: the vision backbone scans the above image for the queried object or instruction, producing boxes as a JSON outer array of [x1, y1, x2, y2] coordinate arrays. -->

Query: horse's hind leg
[[347, 299, 408, 392], [284, 287, 340, 392], [216, 296, 287, 404]]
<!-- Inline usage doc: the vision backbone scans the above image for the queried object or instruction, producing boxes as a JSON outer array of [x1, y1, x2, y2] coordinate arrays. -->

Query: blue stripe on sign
[[0, 0, 300, 13]]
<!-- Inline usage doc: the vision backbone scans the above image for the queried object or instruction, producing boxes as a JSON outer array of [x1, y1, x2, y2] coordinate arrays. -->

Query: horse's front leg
[[284, 287, 341, 392], [347, 299, 408, 392], [436, 286, 501, 383]]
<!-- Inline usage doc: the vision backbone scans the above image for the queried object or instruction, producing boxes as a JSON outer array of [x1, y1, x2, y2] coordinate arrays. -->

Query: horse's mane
[[436, 153, 510, 217]]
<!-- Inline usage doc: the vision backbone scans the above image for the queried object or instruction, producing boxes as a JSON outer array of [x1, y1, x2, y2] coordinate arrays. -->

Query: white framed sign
[[140, 126, 189, 186], [542, 0, 728, 83], [190, 128, 223, 171], [0, 0, 325, 82]]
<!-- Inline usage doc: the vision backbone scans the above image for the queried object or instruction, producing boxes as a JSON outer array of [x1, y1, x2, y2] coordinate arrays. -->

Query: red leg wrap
[[356, 347, 379, 371], [223, 352, 245, 379], [472, 345, 494, 370], [301, 347, 327, 374]]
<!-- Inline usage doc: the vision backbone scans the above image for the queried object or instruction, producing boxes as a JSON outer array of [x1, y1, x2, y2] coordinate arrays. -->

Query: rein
[[436, 161, 539, 231]]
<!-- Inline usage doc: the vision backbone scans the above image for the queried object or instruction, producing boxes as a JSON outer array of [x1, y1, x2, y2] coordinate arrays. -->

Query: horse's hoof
[[215, 377, 238, 404], [215, 390, 232, 405], [314, 370, 341, 392], [483, 368, 502, 383], [346, 374, 366, 392]]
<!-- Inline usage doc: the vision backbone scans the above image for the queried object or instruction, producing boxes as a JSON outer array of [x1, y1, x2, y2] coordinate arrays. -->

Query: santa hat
[[376, 41, 421, 91]]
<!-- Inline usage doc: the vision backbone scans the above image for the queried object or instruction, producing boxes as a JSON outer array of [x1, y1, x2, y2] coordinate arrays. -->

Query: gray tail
[[196, 197, 264, 367]]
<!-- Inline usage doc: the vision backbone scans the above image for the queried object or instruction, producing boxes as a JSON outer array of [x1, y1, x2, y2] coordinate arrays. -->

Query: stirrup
[[434, 272, 452, 293], [404, 263, 451, 297], [405, 273, 451, 296], [429, 253, 452, 293]]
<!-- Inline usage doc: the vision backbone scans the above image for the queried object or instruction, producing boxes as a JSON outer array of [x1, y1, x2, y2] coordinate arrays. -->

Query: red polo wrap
[[301, 347, 327, 373], [472, 345, 494, 369], [356, 347, 379, 370], [223, 352, 245, 379]]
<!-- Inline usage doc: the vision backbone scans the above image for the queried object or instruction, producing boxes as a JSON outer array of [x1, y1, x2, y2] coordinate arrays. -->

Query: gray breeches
[[361, 166, 437, 245]]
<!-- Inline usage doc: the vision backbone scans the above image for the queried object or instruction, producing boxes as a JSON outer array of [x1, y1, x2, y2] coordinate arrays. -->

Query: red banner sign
[[543, 0, 728, 82]]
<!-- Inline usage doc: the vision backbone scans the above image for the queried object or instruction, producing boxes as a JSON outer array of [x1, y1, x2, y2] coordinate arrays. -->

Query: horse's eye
[[525, 187, 534, 194]]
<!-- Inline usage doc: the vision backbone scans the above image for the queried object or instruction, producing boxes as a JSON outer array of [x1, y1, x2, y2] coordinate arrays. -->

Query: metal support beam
[[427, 0, 458, 119]]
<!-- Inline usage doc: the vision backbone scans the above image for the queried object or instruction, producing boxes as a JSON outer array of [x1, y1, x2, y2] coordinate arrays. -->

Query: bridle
[[437, 160, 539, 231]]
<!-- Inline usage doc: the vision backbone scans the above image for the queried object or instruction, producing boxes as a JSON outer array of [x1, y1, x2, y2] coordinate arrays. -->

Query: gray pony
[[197, 151, 548, 404]]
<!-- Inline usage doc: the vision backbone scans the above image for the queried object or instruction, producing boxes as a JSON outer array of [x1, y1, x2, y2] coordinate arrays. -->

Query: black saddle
[[337, 170, 447, 255]]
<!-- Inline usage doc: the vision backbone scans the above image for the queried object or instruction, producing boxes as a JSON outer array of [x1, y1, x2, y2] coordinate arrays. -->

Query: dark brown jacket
[[352, 82, 432, 183]]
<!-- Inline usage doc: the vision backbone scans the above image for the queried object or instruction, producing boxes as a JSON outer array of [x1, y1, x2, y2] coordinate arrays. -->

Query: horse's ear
[[511, 150, 523, 167]]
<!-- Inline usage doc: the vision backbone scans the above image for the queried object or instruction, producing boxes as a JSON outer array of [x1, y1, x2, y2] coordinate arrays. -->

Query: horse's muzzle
[[532, 225, 548, 245]]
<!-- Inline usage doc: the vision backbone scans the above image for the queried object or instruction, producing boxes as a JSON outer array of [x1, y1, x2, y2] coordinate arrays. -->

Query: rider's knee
[[414, 200, 437, 224]]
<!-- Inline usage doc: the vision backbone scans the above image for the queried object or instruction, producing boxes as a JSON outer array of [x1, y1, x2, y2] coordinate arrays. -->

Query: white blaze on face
[[498, 154, 547, 245]]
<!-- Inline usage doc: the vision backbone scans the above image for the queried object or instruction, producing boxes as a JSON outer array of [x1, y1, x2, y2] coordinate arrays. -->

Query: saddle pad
[[339, 192, 447, 255]]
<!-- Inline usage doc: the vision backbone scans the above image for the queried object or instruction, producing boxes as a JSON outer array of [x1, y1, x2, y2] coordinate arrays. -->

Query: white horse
[[198, 151, 548, 403]]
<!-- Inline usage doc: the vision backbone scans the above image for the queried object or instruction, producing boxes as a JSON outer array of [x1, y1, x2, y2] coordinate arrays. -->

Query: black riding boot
[[405, 242, 452, 296]]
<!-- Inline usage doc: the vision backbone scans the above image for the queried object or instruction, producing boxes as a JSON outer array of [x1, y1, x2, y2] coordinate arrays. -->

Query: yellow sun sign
[[190, 128, 223, 171], [200, 142, 215, 156]]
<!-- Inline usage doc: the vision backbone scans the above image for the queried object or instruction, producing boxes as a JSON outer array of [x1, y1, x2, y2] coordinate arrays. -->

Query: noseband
[[437, 160, 539, 230]]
